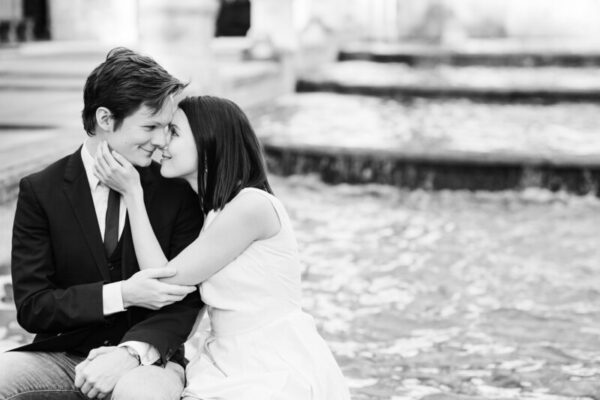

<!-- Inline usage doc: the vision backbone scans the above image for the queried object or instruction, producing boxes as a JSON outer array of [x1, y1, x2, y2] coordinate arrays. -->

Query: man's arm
[[12, 177, 106, 333]]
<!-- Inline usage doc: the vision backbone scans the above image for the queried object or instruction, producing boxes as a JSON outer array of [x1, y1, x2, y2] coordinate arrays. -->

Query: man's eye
[[143, 125, 156, 131], [169, 126, 179, 137]]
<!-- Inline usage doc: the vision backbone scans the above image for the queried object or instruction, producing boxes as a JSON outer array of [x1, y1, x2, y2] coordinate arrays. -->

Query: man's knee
[[112, 363, 184, 400], [0, 352, 43, 396], [0, 351, 80, 399]]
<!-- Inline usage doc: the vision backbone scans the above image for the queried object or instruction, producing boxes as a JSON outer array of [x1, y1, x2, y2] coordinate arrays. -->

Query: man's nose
[[151, 127, 169, 148]]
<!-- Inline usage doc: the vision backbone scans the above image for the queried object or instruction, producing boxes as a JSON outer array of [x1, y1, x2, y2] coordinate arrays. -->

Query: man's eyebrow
[[143, 119, 168, 126]]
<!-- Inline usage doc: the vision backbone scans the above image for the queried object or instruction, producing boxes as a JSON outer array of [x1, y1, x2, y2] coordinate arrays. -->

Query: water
[[271, 176, 600, 399]]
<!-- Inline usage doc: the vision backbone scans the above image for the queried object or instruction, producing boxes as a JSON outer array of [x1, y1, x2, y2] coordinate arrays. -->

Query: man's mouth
[[140, 147, 155, 155]]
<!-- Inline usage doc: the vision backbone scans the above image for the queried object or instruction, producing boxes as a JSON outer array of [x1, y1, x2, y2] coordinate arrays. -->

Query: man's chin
[[132, 154, 153, 167]]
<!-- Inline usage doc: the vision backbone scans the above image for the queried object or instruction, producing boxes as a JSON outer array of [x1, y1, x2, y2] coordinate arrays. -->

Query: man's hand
[[75, 347, 139, 399], [122, 268, 196, 310]]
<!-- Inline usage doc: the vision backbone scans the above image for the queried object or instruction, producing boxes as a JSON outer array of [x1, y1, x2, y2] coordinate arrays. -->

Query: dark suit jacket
[[10, 147, 204, 366]]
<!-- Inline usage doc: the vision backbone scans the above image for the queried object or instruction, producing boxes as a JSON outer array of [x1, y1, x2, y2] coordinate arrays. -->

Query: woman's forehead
[[172, 108, 188, 122]]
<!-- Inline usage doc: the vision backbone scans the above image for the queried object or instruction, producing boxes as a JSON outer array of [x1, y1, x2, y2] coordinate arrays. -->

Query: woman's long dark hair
[[178, 96, 273, 214]]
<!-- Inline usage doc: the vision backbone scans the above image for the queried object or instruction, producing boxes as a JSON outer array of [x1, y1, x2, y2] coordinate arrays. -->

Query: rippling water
[[271, 176, 600, 399]]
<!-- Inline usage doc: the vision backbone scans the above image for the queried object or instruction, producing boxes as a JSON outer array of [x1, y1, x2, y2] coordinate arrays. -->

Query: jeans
[[0, 351, 184, 400]]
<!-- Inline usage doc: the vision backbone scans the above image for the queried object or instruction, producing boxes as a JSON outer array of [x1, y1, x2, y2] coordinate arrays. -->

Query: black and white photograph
[[0, 0, 600, 399]]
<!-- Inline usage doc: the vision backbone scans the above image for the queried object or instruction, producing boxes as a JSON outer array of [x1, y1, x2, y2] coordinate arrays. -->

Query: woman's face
[[160, 108, 199, 180]]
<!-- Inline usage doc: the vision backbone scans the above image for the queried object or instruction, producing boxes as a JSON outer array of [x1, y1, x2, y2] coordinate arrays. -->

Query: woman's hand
[[94, 141, 142, 200]]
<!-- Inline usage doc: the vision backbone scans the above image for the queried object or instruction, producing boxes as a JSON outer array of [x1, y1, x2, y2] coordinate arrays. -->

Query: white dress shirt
[[81, 141, 159, 365]]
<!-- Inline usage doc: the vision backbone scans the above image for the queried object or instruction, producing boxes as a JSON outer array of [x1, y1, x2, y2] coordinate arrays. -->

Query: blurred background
[[1, 1, 600, 399]]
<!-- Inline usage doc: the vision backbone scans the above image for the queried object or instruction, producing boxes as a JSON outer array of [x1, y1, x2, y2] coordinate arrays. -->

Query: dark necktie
[[104, 189, 120, 256]]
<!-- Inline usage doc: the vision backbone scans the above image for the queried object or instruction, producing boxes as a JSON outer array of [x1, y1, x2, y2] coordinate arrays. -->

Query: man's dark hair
[[178, 96, 273, 214], [82, 47, 187, 135]]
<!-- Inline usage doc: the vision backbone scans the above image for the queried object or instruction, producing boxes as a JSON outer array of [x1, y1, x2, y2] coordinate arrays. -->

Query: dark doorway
[[216, 0, 251, 37], [24, 0, 49, 40]]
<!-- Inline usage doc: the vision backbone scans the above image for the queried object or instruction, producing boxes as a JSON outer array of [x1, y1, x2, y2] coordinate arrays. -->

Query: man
[[0, 48, 204, 400]]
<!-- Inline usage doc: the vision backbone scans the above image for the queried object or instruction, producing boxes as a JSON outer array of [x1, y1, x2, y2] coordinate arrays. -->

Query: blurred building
[[3, 0, 600, 46], [3, 0, 600, 99], [0, 1, 349, 90], [354, 0, 600, 43]]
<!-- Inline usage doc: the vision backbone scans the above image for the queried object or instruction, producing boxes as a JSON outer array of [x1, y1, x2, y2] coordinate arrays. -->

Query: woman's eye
[[169, 127, 179, 137], [143, 125, 156, 132]]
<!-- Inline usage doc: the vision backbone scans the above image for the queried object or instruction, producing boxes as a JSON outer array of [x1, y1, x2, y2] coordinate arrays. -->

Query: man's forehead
[[137, 99, 176, 122]]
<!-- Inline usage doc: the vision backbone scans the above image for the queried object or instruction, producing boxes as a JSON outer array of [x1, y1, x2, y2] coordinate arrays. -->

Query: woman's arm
[[94, 142, 168, 271], [123, 185, 170, 270], [159, 191, 280, 285], [95, 143, 280, 285]]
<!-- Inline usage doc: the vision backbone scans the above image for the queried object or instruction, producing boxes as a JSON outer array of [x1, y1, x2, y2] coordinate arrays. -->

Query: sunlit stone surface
[[304, 61, 600, 90], [253, 93, 600, 163], [3, 175, 599, 399], [299, 61, 600, 101]]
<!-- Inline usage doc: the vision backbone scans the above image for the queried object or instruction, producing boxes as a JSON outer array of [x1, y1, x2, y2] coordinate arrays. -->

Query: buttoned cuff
[[119, 341, 161, 366], [102, 282, 125, 316]]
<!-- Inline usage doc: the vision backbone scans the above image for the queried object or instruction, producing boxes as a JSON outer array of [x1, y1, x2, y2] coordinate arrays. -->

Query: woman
[[94, 96, 350, 400]]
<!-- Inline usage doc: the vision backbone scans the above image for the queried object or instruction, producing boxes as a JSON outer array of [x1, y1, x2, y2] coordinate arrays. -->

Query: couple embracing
[[0, 48, 350, 400]]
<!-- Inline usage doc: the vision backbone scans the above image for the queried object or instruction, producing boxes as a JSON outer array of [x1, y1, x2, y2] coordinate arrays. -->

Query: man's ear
[[95, 107, 114, 132]]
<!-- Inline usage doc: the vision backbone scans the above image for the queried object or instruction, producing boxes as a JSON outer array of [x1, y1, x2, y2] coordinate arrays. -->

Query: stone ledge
[[263, 142, 600, 195], [297, 81, 600, 103], [298, 61, 600, 103], [340, 40, 600, 67], [339, 50, 600, 68]]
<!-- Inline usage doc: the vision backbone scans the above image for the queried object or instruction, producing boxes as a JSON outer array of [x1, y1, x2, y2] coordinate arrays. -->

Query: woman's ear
[[95, 107, 114, 132]]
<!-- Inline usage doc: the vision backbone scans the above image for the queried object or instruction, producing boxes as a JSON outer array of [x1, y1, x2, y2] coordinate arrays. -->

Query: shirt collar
[[81, 139, 101, 191]]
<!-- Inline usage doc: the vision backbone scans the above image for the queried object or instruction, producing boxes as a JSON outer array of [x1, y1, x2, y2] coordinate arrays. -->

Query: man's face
[[106, 99, 176, 167]]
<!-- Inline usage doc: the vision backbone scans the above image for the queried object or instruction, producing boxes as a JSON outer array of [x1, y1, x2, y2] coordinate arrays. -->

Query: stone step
[[254, 93, 600, 194], [0, 77, 83, 91], [264, 142, 600, 194], [340, 40, 600, 67], [297, 61, 600, 103], [0, 50, 99, 92]]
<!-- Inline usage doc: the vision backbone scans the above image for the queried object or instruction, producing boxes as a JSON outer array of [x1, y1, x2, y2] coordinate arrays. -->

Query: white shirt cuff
[[119, 341, 161, 366], [102, 282, 125, 316]]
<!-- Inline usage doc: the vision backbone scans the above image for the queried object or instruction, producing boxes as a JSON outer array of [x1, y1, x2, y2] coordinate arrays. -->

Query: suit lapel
[[63, 148, 110, 282]]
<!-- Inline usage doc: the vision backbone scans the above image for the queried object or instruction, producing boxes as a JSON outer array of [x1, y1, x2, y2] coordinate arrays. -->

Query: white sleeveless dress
[[182, 188, 350, 400]]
